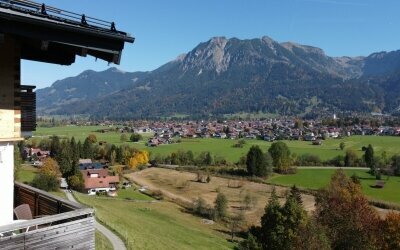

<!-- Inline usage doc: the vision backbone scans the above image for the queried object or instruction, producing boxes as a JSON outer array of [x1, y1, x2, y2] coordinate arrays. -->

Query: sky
[[22, 0, 400, 89]]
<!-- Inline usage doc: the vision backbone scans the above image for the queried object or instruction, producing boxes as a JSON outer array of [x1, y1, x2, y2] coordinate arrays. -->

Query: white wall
[[0, 142, 14, 226]]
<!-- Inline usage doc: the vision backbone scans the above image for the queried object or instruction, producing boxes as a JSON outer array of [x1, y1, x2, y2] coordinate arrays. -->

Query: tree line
[[239, 169, 400, 250]]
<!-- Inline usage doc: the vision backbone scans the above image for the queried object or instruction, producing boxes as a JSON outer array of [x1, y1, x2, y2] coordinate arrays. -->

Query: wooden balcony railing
[[0, 182, 95, 249]]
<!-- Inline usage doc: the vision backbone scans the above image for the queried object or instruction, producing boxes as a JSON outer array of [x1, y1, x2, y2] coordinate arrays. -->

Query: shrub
[[193, 197, 213, 219], [32, 173, 59, 192]]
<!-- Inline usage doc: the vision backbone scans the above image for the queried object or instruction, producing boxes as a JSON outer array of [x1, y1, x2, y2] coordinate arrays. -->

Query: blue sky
[[22, 0, 400, 88]]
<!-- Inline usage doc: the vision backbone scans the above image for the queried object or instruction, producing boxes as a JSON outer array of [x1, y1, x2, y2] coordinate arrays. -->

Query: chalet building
[[0, 0, 133, 248], [81, 169, 120, 193]]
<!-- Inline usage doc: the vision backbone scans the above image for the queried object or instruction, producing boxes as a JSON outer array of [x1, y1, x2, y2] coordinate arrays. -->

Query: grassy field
[[75, 193, 234, 250], [268, 168, 400, 204], [33, 126, 400, 163], [126, 168, 315, 226], [17, 164, 39, 183], [116, 187, 154, 201], [95, 230, 113, 250]]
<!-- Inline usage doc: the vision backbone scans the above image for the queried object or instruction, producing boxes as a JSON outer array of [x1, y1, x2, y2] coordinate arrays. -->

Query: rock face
[[37, 36, 400, 119]]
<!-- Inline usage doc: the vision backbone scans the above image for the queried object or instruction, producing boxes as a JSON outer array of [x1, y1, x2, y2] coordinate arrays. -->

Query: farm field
[[268, 168, 400, 204], [126, 168, 316, 226], [75, 193, 234, 250], [33, 126, 400, 163]]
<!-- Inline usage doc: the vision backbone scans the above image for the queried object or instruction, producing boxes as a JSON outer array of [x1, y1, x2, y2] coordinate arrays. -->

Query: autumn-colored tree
[[292, 217, 331, 250], [87, 134, 97, 144], [315, 169, 380, 249], [380, 212, 400, 250], [114, 165, 124, 178], [32, 158, 61, 191], [68, 172, 84, 192], [40, 157, 61, 177], [128, 150, 149, 169]]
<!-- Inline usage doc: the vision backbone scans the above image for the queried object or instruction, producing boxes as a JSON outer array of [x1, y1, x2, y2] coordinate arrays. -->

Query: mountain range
[[36, 36, 400, 119]]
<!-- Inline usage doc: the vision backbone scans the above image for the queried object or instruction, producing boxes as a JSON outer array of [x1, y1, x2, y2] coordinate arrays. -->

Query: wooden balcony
[[0, 182, 95, 249]]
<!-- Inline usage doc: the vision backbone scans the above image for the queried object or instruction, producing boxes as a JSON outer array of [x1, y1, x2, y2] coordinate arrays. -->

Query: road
[[64, 191, 127, 250], [297, 166, 369, 170]]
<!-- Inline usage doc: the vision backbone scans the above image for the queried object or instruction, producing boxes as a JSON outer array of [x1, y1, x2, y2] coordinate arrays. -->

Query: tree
[[268, 141, 291, 173], [14, 146, 22, 181], [82, 137, 93, 159], [68, 172, 84, 192], [40, 158, 61, 177], [32, 158, 61, 192], [120, 133, 128, 142], [130, 133, 143, 142], [196, 151, 213, 166], [339, 142, 345, 150], [246, 145, 271, 177], [292, 218, 331, 250], [315, 169, 380, 249], [238, 233, 262, 250], [365, 144, 375, 173], [229, 211, 245, 241], [256, 186, 307, 250], [57, 139, 77, 179], [259, 187, 286, 249], [214, 192, 228, 220], [50, 135, 60, 158], [344, 149, 358, 167], [128, 150, 149, 169], [392, 154, 400, 176], [87, 134, 97, 144], [380, 212, 400, 249], [243, 193, 255, 210]]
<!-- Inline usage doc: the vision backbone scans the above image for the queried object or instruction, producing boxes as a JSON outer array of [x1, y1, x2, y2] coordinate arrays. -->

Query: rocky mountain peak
[[181, 36, 230, 74]]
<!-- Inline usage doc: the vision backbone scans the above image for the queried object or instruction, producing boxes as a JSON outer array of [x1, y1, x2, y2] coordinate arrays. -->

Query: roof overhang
[[0, 2, 134, 65]]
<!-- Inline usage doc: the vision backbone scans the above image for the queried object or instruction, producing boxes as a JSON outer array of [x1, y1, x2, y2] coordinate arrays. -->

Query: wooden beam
[[40, 41, 49, 51]]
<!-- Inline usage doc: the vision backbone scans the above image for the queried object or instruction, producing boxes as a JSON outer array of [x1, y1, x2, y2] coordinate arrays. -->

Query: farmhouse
[[81, 169, 120, 193], [0, 0, 132, 248]]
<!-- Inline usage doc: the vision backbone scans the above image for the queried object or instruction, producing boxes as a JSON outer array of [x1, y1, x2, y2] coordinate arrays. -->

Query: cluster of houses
[[24, 149, 121, 195], [117, 119, 400, 146]]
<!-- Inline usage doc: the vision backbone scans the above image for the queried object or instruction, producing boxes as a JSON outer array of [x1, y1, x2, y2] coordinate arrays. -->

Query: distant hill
[[37, 36, 400, 119]]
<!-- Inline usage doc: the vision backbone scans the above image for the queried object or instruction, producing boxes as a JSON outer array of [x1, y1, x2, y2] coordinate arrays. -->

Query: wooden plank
[[0, 208, 94, 233], [26, 229, 95, 249], [26, 218, 94, 242], [15, 182, 85, 209], [0, 234, 25, 250]]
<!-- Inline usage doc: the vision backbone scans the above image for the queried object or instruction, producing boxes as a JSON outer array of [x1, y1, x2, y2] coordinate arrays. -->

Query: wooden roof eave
[[0, 7, 134, 65]]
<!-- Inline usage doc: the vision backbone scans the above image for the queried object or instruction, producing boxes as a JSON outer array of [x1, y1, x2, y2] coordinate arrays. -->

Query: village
[[59, 116, 400, 147]]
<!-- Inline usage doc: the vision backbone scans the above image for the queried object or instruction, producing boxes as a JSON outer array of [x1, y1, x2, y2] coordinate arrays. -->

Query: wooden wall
[[0, 183, 95, 249], [0, 34, 21, 141]]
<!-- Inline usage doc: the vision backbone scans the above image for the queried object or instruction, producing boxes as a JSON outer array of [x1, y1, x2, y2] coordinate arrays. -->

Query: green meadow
[[268, 168, 400, 204], [33, 126, 400, 163], [75, 193, 234, 250]]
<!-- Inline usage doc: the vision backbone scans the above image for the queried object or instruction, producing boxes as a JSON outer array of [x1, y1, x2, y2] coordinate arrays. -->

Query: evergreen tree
[[246, 146, 272, 177], [259, 188, 285, 249], [50, 135, 60, 158], [76, 140, 82, 158], [365, 144, 375, 174], [82, 137, 93, 159]]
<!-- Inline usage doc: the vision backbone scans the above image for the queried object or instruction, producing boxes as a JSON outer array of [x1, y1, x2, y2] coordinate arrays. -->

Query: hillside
[[37, 36, 400, 118]]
